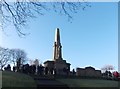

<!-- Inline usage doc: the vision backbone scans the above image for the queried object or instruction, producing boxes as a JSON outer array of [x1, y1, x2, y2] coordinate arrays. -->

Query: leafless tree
[[101, 64, 114, 73], [0, 46, 11, 70], [10, 48, 27, 66], [10, 49, 16, 66], [0, 0, 91, 36]]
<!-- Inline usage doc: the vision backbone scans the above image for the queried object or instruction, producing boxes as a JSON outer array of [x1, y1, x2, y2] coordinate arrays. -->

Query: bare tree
[[101, 65, 115, 78], [10, 48, 27, 66], [10, 49, 16, 66], [0, 46, 11, 70], [101, 64, 114, 73], [0, 0, 91, 36]]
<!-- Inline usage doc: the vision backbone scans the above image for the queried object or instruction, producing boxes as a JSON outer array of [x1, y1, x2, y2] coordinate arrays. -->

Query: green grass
[[2, 71, 119, 88], [2, 71, 37, 88], [56, 78, 119, 87]]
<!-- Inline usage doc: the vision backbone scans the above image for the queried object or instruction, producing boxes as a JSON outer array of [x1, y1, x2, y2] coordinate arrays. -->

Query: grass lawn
[[2, 71, 37, 88], [1, 71, 119, 88], [56, 78, 119, 87]]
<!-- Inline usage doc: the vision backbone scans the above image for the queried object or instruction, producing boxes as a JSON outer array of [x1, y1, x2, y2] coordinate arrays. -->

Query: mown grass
[[2, 71, 37, 88], [1, 71, 119, 88], [56, 78, 119, 87]]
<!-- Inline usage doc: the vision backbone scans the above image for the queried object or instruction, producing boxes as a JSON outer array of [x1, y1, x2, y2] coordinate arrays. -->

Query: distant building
[[44, 28, 71, 75], [76, 66, 102, 77]]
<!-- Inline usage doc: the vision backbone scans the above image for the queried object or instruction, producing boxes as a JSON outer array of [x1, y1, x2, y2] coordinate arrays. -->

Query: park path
[[33, 76, 69, 89]]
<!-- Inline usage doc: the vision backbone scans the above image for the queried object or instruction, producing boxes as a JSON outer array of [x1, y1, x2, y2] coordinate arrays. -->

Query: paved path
[[33, 76, 69, 89]]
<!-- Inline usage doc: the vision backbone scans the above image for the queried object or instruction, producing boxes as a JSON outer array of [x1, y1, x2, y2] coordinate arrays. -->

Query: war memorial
[[42, 28, 102, 77], [4, 28, 106, 78]]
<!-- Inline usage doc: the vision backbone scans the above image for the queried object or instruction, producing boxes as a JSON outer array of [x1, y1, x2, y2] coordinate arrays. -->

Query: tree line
[[0, 46, 119, 80], [0, 46, 27, 70], [0, 46, 73, 76]]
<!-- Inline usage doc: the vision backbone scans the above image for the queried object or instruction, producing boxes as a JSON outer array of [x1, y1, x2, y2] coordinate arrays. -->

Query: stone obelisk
[[53, 28, 62, 61]]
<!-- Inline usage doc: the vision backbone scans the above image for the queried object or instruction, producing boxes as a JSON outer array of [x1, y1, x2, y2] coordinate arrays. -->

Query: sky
[[0, 2, 118, 71]]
